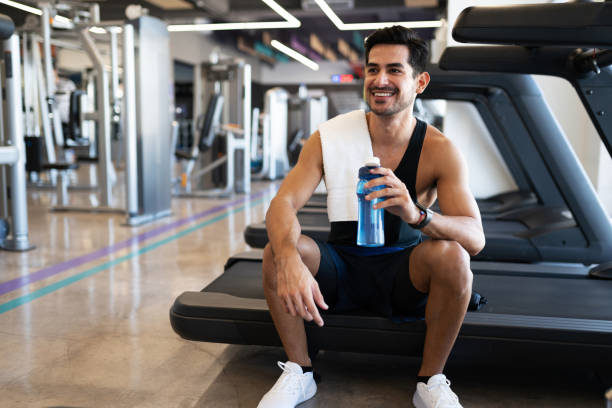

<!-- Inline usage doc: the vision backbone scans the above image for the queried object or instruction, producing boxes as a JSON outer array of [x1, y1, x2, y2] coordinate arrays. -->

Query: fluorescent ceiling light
[[313, 0, 442, 30], [0, 0, 42, 15], [89, 26, 123, 34], [260, 0, 299, 25], [89, 27, 108, 34], [271, 39, 319, 71], [0, 1, 74, 26], [54, 15, 72, 24], [168, 0, 300, 32]]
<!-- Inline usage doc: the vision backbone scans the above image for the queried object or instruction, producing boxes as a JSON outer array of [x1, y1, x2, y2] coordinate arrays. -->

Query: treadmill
[[244, 66, 606, 264], [171, 2, 612, 362]]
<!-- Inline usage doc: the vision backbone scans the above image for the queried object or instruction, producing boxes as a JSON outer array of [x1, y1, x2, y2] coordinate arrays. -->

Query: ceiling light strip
[[271, 40, 319, 71], [54, 15, 72, 24], [168, 0, 300, 32], [169, 21, 299, 32], [261, 0, 300, 25], [344, 21, 442, 30], [313, 0, 442, 30], [0, 0, 42, 15], [312, 0, 344, 29], [0, 1, 76, 26], [89, 27, 108, 34]]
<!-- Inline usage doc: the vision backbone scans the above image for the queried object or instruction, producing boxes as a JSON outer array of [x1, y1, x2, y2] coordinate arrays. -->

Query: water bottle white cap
[[365, 156, 380, 167]]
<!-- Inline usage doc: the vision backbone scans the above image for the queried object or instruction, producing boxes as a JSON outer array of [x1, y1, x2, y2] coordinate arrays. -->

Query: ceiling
[[0, 0, 446, 65]]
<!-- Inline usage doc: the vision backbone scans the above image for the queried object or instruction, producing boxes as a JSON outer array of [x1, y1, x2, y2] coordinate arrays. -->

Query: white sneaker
[[413, 374, 463, 408], [257, 361, 317, 408]]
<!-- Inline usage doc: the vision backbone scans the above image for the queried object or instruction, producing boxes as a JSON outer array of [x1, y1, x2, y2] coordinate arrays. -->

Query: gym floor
[[0, 167, 608, 407]]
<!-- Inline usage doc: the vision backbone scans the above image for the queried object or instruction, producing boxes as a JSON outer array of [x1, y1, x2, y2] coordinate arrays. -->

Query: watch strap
[[411, 202, 433, 229]]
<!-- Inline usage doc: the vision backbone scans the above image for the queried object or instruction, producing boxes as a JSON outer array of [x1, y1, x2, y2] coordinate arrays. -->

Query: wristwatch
[[411, 201, 433, 230]]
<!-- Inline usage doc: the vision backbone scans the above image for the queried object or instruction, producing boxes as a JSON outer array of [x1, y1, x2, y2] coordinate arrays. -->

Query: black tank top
[[328, 118, 427, 248]]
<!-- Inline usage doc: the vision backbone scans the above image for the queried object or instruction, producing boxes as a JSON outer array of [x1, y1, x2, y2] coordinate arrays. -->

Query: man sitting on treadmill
[[259, 26, 485, 408]]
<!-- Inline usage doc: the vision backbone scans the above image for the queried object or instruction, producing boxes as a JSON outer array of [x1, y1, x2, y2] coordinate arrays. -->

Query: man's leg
[[262, 235, 321, 367], [408, 239, 473, 376]]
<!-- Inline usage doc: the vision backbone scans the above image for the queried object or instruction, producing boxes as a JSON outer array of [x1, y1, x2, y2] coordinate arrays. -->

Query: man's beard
[[366, 87, 414, 117]]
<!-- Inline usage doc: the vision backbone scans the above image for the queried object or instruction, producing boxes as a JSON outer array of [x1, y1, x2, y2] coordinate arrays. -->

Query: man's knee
[[429, 240, 472, 294], [262, 237, 320, 290], [296, 236, 321, 275]]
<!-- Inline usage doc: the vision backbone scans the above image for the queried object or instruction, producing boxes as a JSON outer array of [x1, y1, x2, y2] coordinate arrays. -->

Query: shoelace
[[271, 362, 306, 397], [427, 378, 459, 408]]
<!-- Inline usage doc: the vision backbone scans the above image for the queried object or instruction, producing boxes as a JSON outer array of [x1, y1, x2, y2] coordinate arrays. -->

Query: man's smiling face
[[364, 44, 420, 117]]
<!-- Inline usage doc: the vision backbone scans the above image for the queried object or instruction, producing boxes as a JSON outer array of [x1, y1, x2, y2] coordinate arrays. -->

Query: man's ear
[[416, 72, 431, 94]]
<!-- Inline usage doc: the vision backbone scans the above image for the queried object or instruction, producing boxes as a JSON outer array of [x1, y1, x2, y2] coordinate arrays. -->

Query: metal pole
[[192, 64, 202, 140], [0, 165, 6, 220], [1, 34, 33, 251], [28, 34, 41, 137], [41, 6, 64, 147], [122, 24, 138, 217], [89, 4, 100, 24], [110, 28, 119, 107], [109, 27, 120, 142], [80, 28, 113, 206], [0, 66, 6, 219], [22, 33, 33, 138], [242, 64, 251, 193], [33, 36, 56, 164]]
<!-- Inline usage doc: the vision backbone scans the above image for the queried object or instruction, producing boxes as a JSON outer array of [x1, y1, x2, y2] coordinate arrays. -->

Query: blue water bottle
[[357, 157, 385, 247]]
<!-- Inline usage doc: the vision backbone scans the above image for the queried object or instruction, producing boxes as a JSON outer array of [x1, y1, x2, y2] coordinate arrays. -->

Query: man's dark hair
[[364, 26, 429, 76]]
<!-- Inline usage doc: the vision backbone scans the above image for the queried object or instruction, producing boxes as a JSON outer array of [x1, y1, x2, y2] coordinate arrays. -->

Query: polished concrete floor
[[0, 172, 610, 407]]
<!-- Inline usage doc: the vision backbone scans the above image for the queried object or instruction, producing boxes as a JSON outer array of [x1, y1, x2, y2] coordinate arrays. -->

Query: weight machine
[[0, 16, 34, 251], [287, 88, 328, 166], [22, 6, 173, 226], [174, 59, 251, 197]]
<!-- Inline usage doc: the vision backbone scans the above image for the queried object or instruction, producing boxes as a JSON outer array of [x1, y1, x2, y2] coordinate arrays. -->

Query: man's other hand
[[276, 255, 328, 327]]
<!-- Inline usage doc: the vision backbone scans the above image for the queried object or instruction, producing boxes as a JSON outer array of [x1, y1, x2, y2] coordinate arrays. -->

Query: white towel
[[319, 110, 373, 222]]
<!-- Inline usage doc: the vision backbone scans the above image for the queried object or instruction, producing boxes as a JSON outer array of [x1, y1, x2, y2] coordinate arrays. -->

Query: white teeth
[[374, 92, 393, 96]]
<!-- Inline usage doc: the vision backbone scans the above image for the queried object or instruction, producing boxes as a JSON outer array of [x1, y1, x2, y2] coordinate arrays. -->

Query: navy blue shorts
[[313, 239, 428, 318]]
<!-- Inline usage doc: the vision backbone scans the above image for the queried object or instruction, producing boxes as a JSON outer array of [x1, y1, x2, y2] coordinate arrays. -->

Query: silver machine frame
[[0, 34, 34, 251], [175, 59, 251, 197], [19, 5, 172, 226], [20, 4, 100, 187], [251, 86, 328, 181], [126, 16, 173, 224], [288, 90, 328, 144], [61, 16, 173, 226], [252, 87, 289, 181]]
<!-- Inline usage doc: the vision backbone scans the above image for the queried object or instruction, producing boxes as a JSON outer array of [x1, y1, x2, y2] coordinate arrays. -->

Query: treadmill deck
[[171, 255, 612, 362]]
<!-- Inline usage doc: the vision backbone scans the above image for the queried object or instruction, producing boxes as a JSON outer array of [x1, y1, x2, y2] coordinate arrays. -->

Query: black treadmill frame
[[171, 253, 612, 365], [171, 1, 612, 364]]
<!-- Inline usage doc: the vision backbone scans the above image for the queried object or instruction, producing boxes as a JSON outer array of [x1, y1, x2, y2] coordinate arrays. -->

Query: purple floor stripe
[[0, 189, 270, 296]]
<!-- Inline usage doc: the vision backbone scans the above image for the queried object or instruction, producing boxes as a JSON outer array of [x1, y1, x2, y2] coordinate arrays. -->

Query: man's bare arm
[[419, 138, 485, 256], [266, 131, 328, 326], [266, 131, 324, 257]]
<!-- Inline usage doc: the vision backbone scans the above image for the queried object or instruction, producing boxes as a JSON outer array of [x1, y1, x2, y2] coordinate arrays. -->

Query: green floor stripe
[[0, 198, 264, 315]]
